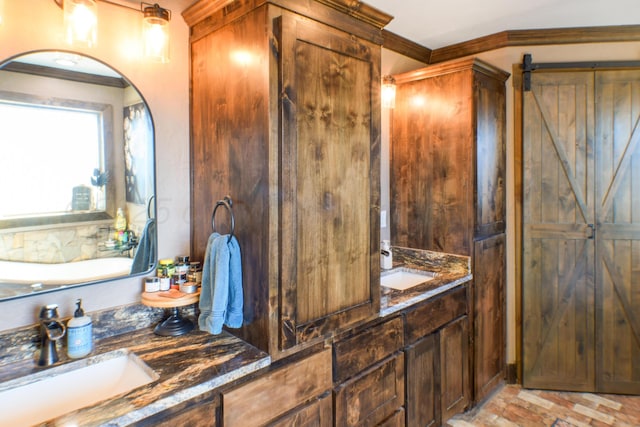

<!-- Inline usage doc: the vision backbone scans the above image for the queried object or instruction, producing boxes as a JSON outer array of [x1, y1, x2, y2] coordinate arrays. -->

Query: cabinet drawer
[[404, 286, 467, 345], [334, 353, 405, 427], [269, 393, 332, 427], [378, 408, 405, 427], [223, 348, 332, 427], [333, 317, 404, 383]]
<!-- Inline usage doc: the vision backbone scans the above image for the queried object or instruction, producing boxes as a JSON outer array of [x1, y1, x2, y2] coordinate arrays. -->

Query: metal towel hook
[[211, 195, 235, 243]]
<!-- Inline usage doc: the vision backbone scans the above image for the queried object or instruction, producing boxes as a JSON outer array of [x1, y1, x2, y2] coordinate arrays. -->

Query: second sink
[[381, 267, 437, 291]]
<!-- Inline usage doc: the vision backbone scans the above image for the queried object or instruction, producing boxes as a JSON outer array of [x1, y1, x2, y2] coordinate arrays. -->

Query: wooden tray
[[141, 289, 200, 308]]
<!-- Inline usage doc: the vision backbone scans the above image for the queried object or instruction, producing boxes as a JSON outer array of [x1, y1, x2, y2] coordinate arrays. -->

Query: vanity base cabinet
[[184, 0, 390, 359], [404, 286, 470, 426]]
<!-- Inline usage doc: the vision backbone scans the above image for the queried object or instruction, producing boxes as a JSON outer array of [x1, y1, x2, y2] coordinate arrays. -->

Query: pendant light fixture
[[142, 3, 171, 63], [63, 0, 98, 48]]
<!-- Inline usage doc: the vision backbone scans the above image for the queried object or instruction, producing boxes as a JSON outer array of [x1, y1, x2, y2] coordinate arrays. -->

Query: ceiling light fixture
[[382, 75, 396, 109]]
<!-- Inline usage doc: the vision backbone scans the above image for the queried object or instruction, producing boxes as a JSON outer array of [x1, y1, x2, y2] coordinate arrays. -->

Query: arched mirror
[[0, 50, 157, 301]]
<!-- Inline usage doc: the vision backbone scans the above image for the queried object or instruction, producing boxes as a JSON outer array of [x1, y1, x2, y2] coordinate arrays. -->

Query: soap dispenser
[[67, 299, 93, 358]]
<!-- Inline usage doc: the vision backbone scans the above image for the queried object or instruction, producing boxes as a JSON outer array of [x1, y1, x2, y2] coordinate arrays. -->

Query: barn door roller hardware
[[521, 54, 640, 91]]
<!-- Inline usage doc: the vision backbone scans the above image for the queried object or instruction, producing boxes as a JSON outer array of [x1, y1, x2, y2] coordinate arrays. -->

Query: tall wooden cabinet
[[183, 0, 391, 358], [390, 58, 509, 403]]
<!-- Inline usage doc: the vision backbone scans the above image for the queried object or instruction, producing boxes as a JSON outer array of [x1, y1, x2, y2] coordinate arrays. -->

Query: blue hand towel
[[130, 218, 156, 274], [198, 232, 244, 334]]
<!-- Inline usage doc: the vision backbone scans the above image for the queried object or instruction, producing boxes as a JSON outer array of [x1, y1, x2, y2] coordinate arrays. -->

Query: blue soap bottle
[[67, 299, 93, 358]]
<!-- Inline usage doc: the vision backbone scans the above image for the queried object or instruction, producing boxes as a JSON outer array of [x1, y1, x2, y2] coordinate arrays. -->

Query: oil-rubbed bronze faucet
[[37, 304, 66, 367]]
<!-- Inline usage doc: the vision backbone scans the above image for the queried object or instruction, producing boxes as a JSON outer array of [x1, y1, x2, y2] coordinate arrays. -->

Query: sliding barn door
[[595, 70, 640, 394], [523, 68, 640, 393], [522, 71, 596, 391]]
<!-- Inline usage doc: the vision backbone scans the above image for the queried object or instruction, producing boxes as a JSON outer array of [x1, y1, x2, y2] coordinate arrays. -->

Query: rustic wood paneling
[[381, 29, 431, 64], [595, 70, 640, 394], [472, 234, 506, 402], [404, 286, 467, 345], [334, 353, 405, 427], [440, 315, 470, 423], [279, 11, 380, 349], [269, 393, 333, 427], [333, 317, 404, 383], [405, 333, 439, 427], [522, 71, 596, 391], [222, 349, 332, 427]]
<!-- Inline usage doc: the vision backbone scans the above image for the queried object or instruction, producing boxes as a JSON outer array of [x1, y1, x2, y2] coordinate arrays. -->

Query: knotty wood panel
[[404, 286, 467, 345], [391, 68, 474, 254], [269, 393, 332, 427], [279, 12, 380, 349], [405, 333, 439, 427], [475, 72, 507, 238], [522, 71, 596, 391], [440, 315, 470, 423], [190, 6, 272, 352], [334, 353, 405, 427], [595, 70, 640, 394], [473, 234, 506, 402], [333, 317, 403, 383], [222, 348, 332, 427]]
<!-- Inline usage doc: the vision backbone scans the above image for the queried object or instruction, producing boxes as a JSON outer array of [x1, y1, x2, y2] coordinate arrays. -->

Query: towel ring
[[211, 196, 235, 243], [147, 195, 155, 220]]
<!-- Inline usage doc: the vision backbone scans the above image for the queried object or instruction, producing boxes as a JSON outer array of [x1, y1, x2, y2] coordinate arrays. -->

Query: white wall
[[0, 0, 190, 328], [381, 41, 640, 366]]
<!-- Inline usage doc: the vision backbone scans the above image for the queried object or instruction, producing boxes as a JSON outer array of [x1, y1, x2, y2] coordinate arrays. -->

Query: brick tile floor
[[447, 385, 640, 427]]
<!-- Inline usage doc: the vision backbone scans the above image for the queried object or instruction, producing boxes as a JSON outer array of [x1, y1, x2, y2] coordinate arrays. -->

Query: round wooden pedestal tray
[[141, 289, 200, 336]]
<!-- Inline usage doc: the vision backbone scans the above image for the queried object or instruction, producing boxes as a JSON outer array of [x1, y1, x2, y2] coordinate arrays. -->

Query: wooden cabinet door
[[595, 70, 640, 394], [334, 353, 405, 427], [440, 315, 470, 423], [278, 12, 380, 349], [405, 333, 438, 427], [472, 234, 505, 402]]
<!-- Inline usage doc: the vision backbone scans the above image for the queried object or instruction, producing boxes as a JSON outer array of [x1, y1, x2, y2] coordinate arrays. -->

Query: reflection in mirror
[[0, 50, 157, 301]]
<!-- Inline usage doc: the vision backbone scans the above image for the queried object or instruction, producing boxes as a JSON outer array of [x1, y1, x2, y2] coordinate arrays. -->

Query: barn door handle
[[587, 224, 595, 239]]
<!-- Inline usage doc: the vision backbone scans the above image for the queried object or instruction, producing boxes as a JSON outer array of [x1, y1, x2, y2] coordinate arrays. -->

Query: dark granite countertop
[[0, 246, 468, 426], [1, 327, 270, 426], [379, 246, 472, 317]]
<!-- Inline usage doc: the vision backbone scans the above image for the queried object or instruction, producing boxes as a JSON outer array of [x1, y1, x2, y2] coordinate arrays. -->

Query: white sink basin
[[0, 349, 158, 426], [381, 268, 437, 291]]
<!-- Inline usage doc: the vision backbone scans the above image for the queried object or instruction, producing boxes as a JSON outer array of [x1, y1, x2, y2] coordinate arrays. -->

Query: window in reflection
[[0, 96, 107, 219]]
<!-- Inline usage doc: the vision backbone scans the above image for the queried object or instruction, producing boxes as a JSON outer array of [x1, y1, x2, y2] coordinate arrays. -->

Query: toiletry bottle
[[381, 240, 393, 270], [67, 299, 93, 358], [115, 207, 127, 243]]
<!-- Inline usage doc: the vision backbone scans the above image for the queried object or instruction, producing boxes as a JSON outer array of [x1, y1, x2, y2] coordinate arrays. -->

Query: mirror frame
[[0, 49, 158, 301]]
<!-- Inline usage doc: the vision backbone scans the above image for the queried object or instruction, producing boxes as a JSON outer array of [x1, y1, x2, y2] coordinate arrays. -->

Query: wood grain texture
[[269, 393, 333, 427], [522, 70, 596, 392], [333, 353, 405, 427], [472, 234, 506, 402], [130, 392, 219, 427], [189, 1, 382, 358], [429, 25, 640, 64], [595, 69, 640, 394], [279, 11, 380, 349], [440, 315, 471, 423], [333, 317, 404, 383], [405, 333, 439, 427], [390, 58, 508, 255], [404, 286, 467, 345], [222, 348, 332, 427]]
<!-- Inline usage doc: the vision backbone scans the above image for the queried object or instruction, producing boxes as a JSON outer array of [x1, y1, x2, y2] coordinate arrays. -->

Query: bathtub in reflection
[[0, 258, 133, 299]]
